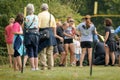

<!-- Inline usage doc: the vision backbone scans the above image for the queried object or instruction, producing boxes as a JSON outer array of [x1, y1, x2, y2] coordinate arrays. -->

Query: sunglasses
[[85, 18, 90, 20]]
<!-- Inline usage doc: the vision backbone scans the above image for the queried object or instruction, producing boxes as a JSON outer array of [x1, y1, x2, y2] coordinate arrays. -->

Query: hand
[[60, 37, 64, 42]]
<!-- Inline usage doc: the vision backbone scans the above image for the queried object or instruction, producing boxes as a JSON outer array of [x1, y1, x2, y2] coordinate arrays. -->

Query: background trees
[[0, 0, 120, 64]]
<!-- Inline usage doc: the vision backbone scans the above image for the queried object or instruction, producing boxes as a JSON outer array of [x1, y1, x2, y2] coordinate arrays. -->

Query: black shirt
[[56, 26, 64, 44], [105, 26, 115, 42]]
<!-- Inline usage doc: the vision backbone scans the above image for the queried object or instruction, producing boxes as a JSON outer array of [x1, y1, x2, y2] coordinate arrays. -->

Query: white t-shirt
[[73, 39, 81, 54], [77, 22, 95, 42]]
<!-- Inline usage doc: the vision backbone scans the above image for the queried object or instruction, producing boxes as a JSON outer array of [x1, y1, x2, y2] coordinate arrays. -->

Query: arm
[[63, 31, 73, 38], [104, 31, 109, 43]]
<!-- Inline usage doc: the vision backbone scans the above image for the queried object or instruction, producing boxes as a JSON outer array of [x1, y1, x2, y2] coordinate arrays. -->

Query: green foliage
[[1, 0, 120, 64]]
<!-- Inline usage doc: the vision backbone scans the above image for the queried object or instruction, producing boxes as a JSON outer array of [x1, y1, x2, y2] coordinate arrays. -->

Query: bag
[[39, 29, 50, 41], [14, 35, 22, 50], [39, 13, 51, 41]]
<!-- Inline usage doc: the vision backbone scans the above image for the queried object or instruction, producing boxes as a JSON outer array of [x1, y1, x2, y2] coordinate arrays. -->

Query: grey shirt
[[77, 22, 95, 42]]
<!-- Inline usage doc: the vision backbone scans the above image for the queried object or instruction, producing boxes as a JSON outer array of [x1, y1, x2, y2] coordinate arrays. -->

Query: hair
[[41, 3, 48, 11], [15, 13, 24, 25], [67, 16, 72, 22], [26, 3, 34, 15], [85, 15, 91, 19], [9, 18, 15, 23], [62, 22, 68, 26], [104, 18, 113, 26]]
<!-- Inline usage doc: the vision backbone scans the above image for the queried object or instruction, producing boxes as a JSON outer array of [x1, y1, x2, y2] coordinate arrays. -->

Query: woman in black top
[[104, 18, 116, 66]]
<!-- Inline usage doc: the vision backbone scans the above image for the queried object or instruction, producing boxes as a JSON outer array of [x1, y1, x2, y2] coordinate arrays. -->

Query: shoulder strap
[[25, 16, 35, 30], [49, 14, 51, 27]]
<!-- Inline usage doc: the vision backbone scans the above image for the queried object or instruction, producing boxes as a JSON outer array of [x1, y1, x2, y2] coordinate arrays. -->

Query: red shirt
[[5, 23, 14, 44]]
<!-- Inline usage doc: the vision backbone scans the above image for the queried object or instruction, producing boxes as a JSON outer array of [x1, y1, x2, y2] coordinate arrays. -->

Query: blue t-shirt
[[77, 22, 95, 42], [25, 15, 39, 29], [115, 26, 120, 34]]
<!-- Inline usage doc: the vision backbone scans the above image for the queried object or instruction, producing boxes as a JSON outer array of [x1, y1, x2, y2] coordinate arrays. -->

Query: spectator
[[76, 15, 97, 67], [38, 3, 57, 70], [5, 18, 15, 68], [104, 18, 116, 66], [24, 3, 39, 71], [64, 19, 75, 66], [54, 21, 66, 66], [12, 13, 24, 71], [73, 35, 81, 66]]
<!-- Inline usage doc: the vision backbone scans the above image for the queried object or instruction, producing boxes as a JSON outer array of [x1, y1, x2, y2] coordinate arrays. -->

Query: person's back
[[5, 18, 15, 68], [38, 3, 56, 70], [38, 10, 56, 28], [5, 21, 14, 44]]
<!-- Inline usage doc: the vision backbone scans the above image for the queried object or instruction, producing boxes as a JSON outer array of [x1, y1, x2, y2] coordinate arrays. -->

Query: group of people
[[4, 3, 120, 71]]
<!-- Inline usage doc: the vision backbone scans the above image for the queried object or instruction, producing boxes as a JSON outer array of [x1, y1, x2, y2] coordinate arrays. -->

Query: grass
[[0, 65, 120, 80]]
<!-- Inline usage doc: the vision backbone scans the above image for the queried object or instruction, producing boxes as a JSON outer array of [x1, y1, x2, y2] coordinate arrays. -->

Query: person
[[54, 21, 66, 66], [93, 42, 105, 65], [24, 3, 39, 70], [73, 35, 81, 66], [53, 21, 63, 60], [63, 19, 75, 66], [76, 15, 97, 67], [104, 18, 116, 66], [12, 13, 24, 71], [38, 3, 57, 70], [5, 18, 15, 68]]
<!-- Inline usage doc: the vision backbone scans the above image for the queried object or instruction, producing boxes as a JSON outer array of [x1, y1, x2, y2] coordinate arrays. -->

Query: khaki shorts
[[6, 44, 14, 55]]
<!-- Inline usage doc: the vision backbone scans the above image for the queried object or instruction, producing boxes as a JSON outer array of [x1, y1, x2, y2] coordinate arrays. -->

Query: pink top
[[5, 23, 14, 44], [12, 22, 23, 34]]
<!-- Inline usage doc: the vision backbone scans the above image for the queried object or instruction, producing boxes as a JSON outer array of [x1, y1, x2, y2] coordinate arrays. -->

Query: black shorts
[[64, 39, 73, 44], [53, 44, 64, 54], [81, 41, 93, 48], [14, 50, 20, 57], [106, 41, 116, 52]]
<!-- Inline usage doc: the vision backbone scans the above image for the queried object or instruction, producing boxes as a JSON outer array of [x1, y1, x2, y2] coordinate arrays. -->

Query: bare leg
[[110, 52, 115, 65], [17, 56, 22, 71], [80, 48, 87, 67], [24, 55, 28, 67], [9, 54, 13, 68], [29, 57, 35, 69], [88, 48, 92, 66], [69, 43, 75, 64], [60, 51, 66, 64], [64, 44, 69, 66], [13, 57, 18, 71], [105, 46, 110, 65], [34, 57, 39, 70]]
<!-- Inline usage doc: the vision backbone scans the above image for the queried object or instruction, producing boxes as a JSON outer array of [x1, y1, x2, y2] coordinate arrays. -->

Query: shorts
[[53, 44, 65, 54], [107, 41, 117, 52], [64, 39, 73, 44], [14, 50, 20, 57], [6, 44, 14, 55], [81, 41, 93, 48], [75, 54, 81, 60]]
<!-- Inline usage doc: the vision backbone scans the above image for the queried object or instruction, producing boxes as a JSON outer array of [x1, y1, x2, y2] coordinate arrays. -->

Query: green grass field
[[0, 65, 120, 80]]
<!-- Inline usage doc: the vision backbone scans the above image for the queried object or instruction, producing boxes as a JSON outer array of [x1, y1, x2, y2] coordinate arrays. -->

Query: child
[[73, 35, 81, 66]]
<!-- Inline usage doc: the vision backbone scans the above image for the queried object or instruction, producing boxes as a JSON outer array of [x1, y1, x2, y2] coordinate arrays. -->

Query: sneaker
[[104, 64, 109, 67], [111, 64, 115, 66], [31, 68, 36, 71], [35, 68, 39, 70]]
